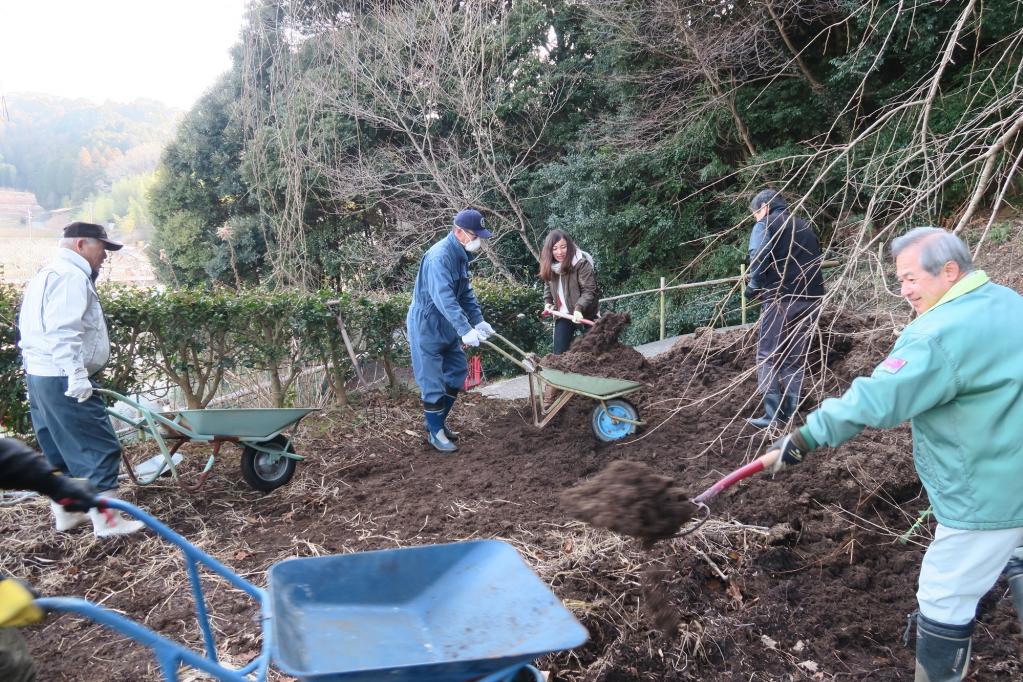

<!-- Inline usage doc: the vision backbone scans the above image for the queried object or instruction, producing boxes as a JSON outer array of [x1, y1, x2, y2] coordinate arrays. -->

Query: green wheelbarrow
[[98, 388, 317, 492], [482, 332, 644, 442]]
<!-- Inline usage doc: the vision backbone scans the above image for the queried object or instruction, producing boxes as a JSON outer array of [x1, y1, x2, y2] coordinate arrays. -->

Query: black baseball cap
[[63, 222, 123, 251]]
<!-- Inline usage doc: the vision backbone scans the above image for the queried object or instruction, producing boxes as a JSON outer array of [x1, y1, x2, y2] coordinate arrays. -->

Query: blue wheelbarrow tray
[[270, 539, 588, 681]]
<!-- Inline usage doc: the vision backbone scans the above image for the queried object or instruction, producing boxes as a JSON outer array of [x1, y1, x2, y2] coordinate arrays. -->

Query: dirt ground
[[6, 230, 1023, 680]]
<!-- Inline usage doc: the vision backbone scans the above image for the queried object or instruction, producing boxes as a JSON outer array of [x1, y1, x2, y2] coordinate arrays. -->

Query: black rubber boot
[[913, 612, 973, 682], [776, 392, 799, 425], [440, 386, 460, 441], [746, 392, 781, 429]]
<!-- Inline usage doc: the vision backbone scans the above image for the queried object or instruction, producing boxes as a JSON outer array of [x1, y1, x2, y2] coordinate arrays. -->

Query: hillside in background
[[0, 92, 180, 239]]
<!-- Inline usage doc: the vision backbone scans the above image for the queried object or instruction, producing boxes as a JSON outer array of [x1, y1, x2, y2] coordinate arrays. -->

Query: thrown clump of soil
[[560, 460, 698, 542], [543, 312, 651, 379]]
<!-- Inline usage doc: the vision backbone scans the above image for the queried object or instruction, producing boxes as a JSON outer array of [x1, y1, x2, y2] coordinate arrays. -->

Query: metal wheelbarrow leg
[[37, 497, 272, 682]]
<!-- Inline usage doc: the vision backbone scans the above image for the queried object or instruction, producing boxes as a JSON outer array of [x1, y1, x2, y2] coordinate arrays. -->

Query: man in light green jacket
[[760, 227, 1023, 682]]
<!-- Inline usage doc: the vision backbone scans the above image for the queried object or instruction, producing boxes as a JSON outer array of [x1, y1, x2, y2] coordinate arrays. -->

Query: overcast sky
[[0, 0, 249, 110]]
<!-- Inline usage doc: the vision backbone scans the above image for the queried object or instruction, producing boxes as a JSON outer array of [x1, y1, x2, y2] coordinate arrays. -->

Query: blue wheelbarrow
[[36, 498, 588, 681]]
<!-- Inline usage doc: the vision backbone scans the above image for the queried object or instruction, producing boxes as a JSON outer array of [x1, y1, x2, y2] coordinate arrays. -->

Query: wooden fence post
[[659, 276, 666, 341]]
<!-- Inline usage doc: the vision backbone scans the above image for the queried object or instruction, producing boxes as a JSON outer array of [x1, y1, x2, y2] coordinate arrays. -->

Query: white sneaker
[[89, 491, 145, 538], [50, 500, 88, 532]]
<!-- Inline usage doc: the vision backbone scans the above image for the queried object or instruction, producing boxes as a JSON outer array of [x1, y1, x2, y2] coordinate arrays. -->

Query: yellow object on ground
[[0, 580, 44, 627]]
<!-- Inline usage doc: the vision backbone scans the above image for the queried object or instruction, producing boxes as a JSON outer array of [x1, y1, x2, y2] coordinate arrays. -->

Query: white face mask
[[464, 237, 482, 252]]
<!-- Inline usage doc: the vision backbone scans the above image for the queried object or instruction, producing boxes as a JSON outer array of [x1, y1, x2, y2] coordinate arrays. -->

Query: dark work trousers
[[0, 627, 36, 682], [755, 297, 820, 407], [553, 318, 585, 355], [26, 375, 121, 491]]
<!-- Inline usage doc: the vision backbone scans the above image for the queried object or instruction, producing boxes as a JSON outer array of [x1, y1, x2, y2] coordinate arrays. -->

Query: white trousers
[[917, 524, 1023, 624]]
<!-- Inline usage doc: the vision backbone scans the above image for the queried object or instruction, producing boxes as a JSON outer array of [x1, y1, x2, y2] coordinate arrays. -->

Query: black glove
[[744, 285, 761, 302], [0, 438, 97, 511], [767, 430, 812, 474], [43, 474, 97, 513]]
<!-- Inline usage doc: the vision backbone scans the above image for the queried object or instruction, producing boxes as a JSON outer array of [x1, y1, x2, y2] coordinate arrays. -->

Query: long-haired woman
[[539, 230, 599, 354]]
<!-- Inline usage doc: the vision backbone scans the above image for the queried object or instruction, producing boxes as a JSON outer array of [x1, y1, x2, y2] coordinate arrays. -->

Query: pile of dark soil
[[9, 307, 1022, 681], [543, 312, 651, 380]]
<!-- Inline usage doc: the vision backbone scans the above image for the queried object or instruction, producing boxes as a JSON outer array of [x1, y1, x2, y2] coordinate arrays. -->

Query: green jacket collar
[[916, 270, 990, 320]]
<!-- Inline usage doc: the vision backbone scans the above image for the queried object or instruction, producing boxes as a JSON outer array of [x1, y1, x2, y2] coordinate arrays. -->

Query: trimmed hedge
[[0, 282, 546, 437]]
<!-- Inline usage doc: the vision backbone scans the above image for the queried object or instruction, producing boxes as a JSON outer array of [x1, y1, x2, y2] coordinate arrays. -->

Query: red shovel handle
[[692, 458, 766, 504], [547, 309, 596, 327]]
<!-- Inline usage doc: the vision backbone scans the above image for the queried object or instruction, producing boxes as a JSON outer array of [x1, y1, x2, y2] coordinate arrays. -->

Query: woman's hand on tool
[[543, 303, 554, 315]]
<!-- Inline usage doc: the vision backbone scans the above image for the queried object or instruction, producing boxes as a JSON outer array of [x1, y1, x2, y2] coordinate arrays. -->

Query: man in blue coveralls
[[407, 208, 495, 453]]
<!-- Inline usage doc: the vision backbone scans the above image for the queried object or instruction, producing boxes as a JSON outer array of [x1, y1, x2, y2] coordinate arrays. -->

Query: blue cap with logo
[[453, 208, 491, 238]]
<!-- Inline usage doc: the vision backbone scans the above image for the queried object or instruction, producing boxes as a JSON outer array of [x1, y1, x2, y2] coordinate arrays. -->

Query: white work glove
[[64, 370, 94, 403], [475, 321, 495, 340], [571, 310, 584, 324], [543, 303, 555, 314], [461, 329, 483, 347]]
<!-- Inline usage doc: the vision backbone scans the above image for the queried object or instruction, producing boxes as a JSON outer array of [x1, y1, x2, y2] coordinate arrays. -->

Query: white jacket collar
[[57, 247, 94, 278]]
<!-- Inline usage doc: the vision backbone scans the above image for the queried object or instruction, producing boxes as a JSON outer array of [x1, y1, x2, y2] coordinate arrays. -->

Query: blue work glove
[[461, 329, 483, 347], [765, 430, 813, 474], [744, 285, 761, 302], [474, 321, 495, 340]]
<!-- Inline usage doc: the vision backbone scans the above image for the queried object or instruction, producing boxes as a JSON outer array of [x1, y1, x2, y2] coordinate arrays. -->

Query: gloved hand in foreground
[[64, 368, 93, 403], [571, 310, 584, 324], [0, 578, 44, 627], [763, 430, 813, 474], [0, 438, 97, 512], [43, 474, 97, 513], [475, 320, 495, 340], [461, 329, 483, 347]]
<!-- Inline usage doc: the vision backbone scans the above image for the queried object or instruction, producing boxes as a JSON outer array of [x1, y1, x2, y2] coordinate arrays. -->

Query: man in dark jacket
[[1, 438, 96, 682], [745, 189, 825, 428]]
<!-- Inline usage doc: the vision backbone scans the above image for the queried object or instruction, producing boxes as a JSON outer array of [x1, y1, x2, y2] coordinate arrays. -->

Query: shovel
[[542, 308, 596, 327], [677, 453, 773, 537]]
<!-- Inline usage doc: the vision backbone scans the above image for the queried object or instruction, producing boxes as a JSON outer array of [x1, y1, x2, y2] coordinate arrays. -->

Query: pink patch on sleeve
[[880, 356, 907, 374]]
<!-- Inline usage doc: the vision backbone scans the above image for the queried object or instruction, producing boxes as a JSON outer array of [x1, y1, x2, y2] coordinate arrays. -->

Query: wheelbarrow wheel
[[240, 435, 297, 492], [590, 399, 639, 442]]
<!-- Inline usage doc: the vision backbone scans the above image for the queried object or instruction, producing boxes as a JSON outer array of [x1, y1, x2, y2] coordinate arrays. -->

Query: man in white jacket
[[18, 222, 143, 537]]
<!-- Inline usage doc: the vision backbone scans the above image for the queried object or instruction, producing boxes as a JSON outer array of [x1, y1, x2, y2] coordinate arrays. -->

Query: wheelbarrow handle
[[481, 331, 539, 373], [692, 457, 767, 504]]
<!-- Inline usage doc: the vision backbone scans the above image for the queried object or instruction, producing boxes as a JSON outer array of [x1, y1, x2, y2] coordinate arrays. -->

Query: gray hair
[[59, 236, 100, 249], [890, 227, 974, 276], [750, 189, 787, 213]]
